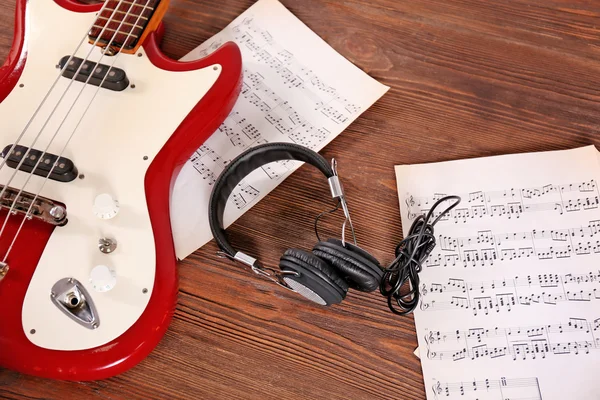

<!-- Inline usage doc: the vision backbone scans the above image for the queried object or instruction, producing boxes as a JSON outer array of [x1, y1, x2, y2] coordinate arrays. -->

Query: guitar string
[[0, 0, 151, 258], [0, 0, 138, 242], [0, 0, 117, 182], [0, 0, 129, 205], [2, 0, 152, 262], [0, 0, 111, 176]]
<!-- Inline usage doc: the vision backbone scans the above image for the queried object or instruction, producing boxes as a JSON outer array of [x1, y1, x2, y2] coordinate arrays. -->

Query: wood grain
[[1, 0, 600, 398]]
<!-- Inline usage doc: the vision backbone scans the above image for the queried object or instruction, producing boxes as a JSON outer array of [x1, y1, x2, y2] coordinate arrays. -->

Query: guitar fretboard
[[89, 0, 161, 50]]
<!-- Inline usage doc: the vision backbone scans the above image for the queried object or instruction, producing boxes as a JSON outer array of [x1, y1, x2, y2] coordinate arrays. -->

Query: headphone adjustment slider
[[328, 159, 357, 246], [216, 250, 257, 271], [328, 159, 344, 199], [233, 252, 258, 268], [328, 176, 344, 199]]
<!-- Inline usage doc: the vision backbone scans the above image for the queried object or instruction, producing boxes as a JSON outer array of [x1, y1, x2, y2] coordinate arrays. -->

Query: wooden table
[[1, 0, 599, 398]]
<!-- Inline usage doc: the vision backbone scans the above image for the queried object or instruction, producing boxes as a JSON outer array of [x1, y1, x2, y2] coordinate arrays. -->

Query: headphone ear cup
[[312, 239, 383, 292], [279, 248, 348, 306]]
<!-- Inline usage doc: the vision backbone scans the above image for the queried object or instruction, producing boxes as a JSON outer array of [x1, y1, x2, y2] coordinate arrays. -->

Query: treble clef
[[427, 331, 436, 344], [406, 194, 416, 208], [433, 381, 443, 395], [421, 283, 428, 296]]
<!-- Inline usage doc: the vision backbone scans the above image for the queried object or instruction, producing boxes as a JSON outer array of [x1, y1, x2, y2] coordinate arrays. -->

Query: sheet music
[[395, 145, 600, 400], [170, 0, 388, 259]]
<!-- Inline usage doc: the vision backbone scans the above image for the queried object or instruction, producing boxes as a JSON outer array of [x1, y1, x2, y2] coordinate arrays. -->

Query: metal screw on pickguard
[[137, 53, 143, 57], [143, 156, 148, 161], [30, 329, 36, 335], [19, 84, 24, 88], [79, 174, 85, 180], [142, 288, 148, 294]]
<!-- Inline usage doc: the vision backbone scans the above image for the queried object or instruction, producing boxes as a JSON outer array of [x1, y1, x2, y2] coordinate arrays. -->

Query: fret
[[102, 8, 149, 20], [95, 17, 145, 30], [92, 25, 140, 39], [118, 1, 155, 11], [88, 0, 164, 53]]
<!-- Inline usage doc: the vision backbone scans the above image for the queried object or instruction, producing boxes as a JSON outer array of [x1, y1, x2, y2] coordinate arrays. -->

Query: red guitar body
[[0, 0, 242, 380]]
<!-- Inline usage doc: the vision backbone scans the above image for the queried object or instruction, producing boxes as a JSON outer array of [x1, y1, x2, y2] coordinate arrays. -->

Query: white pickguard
[[0, 1, 220, 350]]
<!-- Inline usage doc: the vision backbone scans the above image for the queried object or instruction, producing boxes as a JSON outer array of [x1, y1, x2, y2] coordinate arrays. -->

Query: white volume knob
[[93, 193, 120, 219], [90, 265, 117, 292]]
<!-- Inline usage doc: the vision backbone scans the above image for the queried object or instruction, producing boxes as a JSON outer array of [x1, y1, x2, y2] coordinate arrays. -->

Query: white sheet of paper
[[170, 0, 389, 259], [395, 145, 600, 400]]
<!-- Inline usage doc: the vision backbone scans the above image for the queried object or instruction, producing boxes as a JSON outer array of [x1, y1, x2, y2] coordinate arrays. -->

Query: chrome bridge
[[0, 185, 67, 226]]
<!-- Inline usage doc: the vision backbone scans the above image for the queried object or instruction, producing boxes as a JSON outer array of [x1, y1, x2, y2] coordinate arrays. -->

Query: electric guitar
[[0, 0, 242, 380]]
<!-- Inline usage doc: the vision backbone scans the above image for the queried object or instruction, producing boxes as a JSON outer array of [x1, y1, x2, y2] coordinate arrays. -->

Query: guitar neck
[[88, 0, 169, 54]]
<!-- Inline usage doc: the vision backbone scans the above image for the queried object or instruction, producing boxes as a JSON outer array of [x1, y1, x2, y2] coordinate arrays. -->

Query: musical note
[[218, 123, 245, 148], [424, 220, 600, 268], [421, 271, 600, 315], [260, 30, 274, 45], [260, 160, 296, 180], [245, 69, 265, 88], [320, 105, 349, 124], [265, 110, 293, 134], [425, 317, 600, 361], [226, 14, 364, 126], [406, 180, 599, 223], [254, 82, 285, 109], [277, 49, 293, 64], [232, 182, 260, 210], [432, 377, 542, 400], [228, 111, 263, 143], [190, 145, 229, 186], [190, 156, 217, 186], [243, 37, 262, 53]]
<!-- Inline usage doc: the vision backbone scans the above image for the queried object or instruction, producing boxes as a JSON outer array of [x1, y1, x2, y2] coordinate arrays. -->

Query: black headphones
[[208, 142, 384, 306]]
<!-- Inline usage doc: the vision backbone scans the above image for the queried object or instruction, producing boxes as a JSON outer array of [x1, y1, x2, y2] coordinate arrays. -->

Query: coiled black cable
[[380, 195, 461, 315]]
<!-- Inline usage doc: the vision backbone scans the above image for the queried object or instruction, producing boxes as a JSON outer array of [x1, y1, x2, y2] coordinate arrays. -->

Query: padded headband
[[209, 143, 335, 259]]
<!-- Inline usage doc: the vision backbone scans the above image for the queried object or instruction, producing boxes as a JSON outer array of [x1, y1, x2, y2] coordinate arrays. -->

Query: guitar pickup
[[1, 145, 78, 183], [58, 56, 129, 92]]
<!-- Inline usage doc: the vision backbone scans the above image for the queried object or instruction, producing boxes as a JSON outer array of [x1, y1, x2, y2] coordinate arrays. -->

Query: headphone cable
[[381, 195, 461, 315]]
